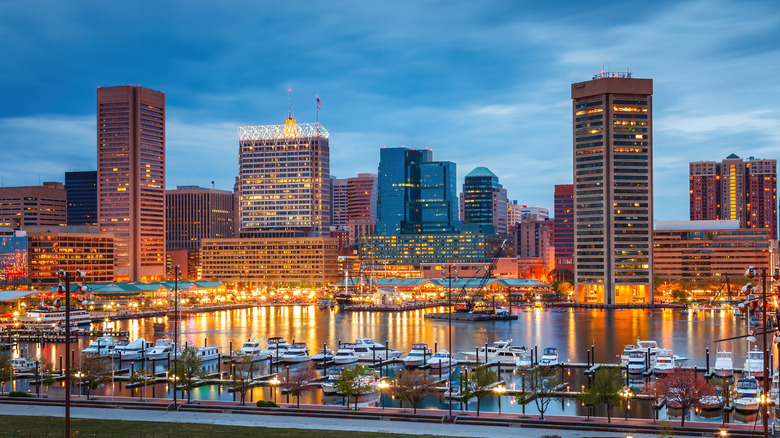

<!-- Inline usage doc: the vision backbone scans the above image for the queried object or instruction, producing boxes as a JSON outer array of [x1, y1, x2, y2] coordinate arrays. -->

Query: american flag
[[316, 96, 321, 110]]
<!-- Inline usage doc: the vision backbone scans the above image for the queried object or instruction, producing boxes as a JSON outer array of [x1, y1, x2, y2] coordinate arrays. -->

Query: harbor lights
[[57, 269, 86, 438], [270, 376, 281, 403], [377, 379, 390, 409], [493, 384, 507, 414], [619, 386, 633, 420]]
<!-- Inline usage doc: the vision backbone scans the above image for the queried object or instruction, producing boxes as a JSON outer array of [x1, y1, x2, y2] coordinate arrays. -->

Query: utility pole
[[58, 269, 86, 438]]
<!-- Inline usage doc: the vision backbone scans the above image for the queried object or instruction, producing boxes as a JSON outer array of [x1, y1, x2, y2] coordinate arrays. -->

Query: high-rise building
[[520, 206, 550, 222], [553, 184, 574, 271], [507, 201, 523, 227], [97, 85, 166, 282], [65, 171, 98, 226], [347, 173, 378, 243], [689, 155, 777, 238], [516, 220, 554, 259], [237, 114, 330, 236], [166, 185, 234, 250], [571, 72, 653, 305], [331, 177, 349, 227], [461, 167, 508, 234], [376, 147, 433, 235], [0, 228, 28, 288], [408, 161, 459, 234], [0, 182, 67, 230]]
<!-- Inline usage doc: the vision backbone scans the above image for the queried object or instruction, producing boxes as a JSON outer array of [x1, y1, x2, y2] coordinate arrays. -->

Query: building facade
[[0, 229, 28, 288], [361, 231, 505, 266], [347, 173, 378, 244], [97, 85, 166, 282], [461, 167, 508, 234], [165, 186, 233, 250], [376, 147, 433, 235], [65, 171, 98, 226], [571, 73, 654, 305], [0, 182, 67, 230], [331, 178, 349, 227], [553, 184, 574, 271]]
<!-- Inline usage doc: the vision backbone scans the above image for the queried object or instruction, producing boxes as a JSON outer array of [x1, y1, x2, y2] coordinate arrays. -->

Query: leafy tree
[[228, 352, 260, 406], [578, 367, 622, 423], [129, 368, 156, 399], [336, 364, 376, 410], [282, 362, 317, 408], [515, 365, 558, 420], [391, 369, 438, 414], [169, 346, 204, 403], [653, 368, 714, 426], [0, 354, 11, 393], [460, 364, 498, 416], [78, 353, 112, 399]]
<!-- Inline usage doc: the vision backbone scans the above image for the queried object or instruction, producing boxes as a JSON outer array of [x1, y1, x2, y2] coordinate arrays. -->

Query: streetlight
[[57, 269, 86, 438], [377, 379, 390, 409], [745, 265, 777, 438], [270, 376, 280, 403], [168, 264, 181, 409], [493, 385, 506, 414], [619, 386, 633, 420], [441, 263, 457, 421]]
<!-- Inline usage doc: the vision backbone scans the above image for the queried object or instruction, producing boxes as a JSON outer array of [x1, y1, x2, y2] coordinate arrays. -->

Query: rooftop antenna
[[211, 181, 215, 189], [288, 88, 292, 119]]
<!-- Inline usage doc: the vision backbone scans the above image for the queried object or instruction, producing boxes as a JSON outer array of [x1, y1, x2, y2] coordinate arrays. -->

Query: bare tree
[[169, 346, 204, 403], [515, 365, 558, 420], [654, 368, 714, 426], [282, 362, 318, 408], [78, 353, 112, 399], [392, 369, 438, 413], [228, 352, 260, 406], [460, 364, 498, 416]]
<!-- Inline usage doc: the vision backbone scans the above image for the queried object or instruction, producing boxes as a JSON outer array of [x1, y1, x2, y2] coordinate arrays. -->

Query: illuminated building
[[65, 171, 98, 226], [571, 72, 654, 305], [165, 185, 233, 250], [654, 220, 770, 279], [361, 231, 504, 267], [25, 226, 114, 289], [97, 85, 166, 282], [553, 184, 574, 271], [461, 167, 508, 234], [0, 182, 67, 230], [0, 228, 28, 288], [331, 177, 349, 227], [347, 173, 378, 244], [520, 206, 549, 222], [166, 249, 200, 280]]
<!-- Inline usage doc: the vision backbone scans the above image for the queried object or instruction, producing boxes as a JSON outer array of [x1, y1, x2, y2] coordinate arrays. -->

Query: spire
[[287, 88, 293, 121]]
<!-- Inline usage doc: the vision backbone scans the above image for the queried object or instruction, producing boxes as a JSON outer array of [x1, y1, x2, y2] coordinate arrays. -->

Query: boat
[[81, 336, 118, 356], [235, 339, 264, 361], [515, 352, 532, 369], [334, 343, 359, 365], [321, 368, 342, 395], [539, 347, 560, 366], [317, 299, 332, 309], [733, 378, 761, 411], [744, 346, 764, 378], [461, 339, 528, 364], [19, 306, 92, 328], [653, 349, 688, 374], [620, 345, 635, 365], [111, 338, 151, 360], [146, 337, 180, 360], [310, 348, 334, 362], [712, 350, 734, 377], [197, 345, 221, 361], [627, 350, 648, 374], [282, 342, 311, 363], [636, 339, 660, 357], [11, 357, 37, 373], [426, 350, 457, 369], [699, 394, 724, 411], [262, 337, 291, 360], [353, 338, 402, 360], [401, 343, 431, 367]]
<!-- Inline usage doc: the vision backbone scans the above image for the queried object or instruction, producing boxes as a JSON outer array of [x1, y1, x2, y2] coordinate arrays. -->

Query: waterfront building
[[165, 185, 233, 250], [689, 154, 777, 238], [461, 167, 508, 234], [237, 113, 330, 236], [0, 182, 67, 230], [571, 72, 654, 305], [0, 228, 28, 288], [553, 184, 574, 272], [65, 171, 98, 226], [97, 85, 166, 282], [654, 220, 770, 280], [25, 225, 114, 289], [200, 237, 338, 287], [361, 231, 504, 267], [331, 177, 349, 227]]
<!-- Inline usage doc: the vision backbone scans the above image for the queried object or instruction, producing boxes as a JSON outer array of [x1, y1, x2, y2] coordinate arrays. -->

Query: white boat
[[310, 348, 334, 362], [426, 350, 457, 369], [712, 350, 734, 377], [627, 349, 648, 374], [700, 394, 724, 410], [321, 368, 342, 395], [146, 337, 180, 360], [539, 347, 560, 366], [81, 336, 118, 356], [461, 339, 527, 364], [11, 357, 37, 373], [653, 349, 680, 373], [744, 347, 764, 378], [282, 342, 311, 363], [515, 352, 532, 369], [620, 344, 635, 365], [401, 343, 431, 367], [334, 343, 359, 365], [236, 339, 265, 361], [19, 306, 92, 328], [262, 337, 291, 360], [733, 378, 760, 411], [111, 338, 151, 360], [353, 338, 402, 360], [636, 339, 660, 358], [197, 345, 221, 361]]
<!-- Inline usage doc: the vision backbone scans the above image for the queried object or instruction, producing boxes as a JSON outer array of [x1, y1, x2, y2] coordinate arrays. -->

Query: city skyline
[[1, 0, 779, 221]]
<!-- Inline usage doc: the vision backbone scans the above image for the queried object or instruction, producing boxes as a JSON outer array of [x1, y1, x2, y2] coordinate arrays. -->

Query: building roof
[[466, 167, 497, 178], [655, 220, 741, 231], [0, 290, 41, 302], [726, 153, 740, 159]]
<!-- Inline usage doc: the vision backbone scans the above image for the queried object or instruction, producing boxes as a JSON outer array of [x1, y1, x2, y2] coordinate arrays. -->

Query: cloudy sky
[[1, 0, 779, 220]]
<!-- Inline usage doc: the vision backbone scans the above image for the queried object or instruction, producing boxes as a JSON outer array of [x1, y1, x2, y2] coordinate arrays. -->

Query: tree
[[129, 367, 156, 399], [78, 353, 112, 399], [282, 362, 317, 408], [515, 365, 558, 420], [336, 364, 376, 410], [169, 346, 204, 403], [654, 368, 714, 426], [391, 369, 438, 414], [39, 359, 58, 395], [460, 364, 498, 416], [0, 354, 11, 393], [578, 367, 622, 423], [228, 352, 260, 406]]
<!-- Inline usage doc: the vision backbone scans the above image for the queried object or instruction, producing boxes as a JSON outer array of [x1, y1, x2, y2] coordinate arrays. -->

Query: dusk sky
[[1, 0, 779, 221]]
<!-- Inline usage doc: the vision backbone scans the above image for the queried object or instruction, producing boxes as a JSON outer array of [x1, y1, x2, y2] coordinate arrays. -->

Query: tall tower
[[553, 184, 574, 272], [461, 167, 508, 234], [571, 72, 653, 305], [376, 147, 432, 235], [689, 161, 720, 221], [65, 171, 98, 226], [745, 158, 777, 237], [97, 86, 166, 282]]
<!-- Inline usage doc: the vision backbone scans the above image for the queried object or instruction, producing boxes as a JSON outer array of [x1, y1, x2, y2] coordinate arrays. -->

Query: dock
[[424, 312, 518, 322], [343, 301, 446, 312]]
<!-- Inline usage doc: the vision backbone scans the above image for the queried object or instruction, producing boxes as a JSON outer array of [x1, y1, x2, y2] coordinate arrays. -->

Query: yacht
[[462, 339, 527, 364], [310, 348, 334, 362], [426, 350, 457, 369], [334, 343, 359, 365], [712, 350, 734, 377], [282, 342, 311, 363], [733, 378, 761, 411], [539, 347, 560, 366], [321, 368, 342, 395], [146, 337, 179, 360], [81, 336, 118, 356], [636, 339, 660, 358], [653, 349, 677, 373], [744, 347, 764, 378], [197, 345, 221, 361], [19, 306, 92, 328], [236, 339, 265, 361], [401, 343, 431, 367], [627, 350, 648, 374], [262, 337, 291, 360], [620, 345, 635, 365], [353, 338, 402, 360], [111, 338, 151, 360], [11, 357, 37, 373]]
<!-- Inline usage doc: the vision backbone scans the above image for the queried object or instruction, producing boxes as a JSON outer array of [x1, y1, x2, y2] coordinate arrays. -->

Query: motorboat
[[744, 347, 764, 378], [353, 338, 402, 360], [712, 350, 734, 377], [620, 345, 635, 365], [321, 368, 342, 395], [310, 348, 334, 362], [81, 336, 118, 356], [262, 337, 291, 360], [627, 350, 648, 374], [111, 338, 151, 360], [401, 343, 431, 367], [146, 337, 180, 360], [282, 342, 311, 363], [426, 350, 457, 369], [653, 349, 688, 374], [197, 345, 221, 361], [235, 340, 264, 361], [733, 378, 760, 411], [636, 339, 660, 358], [11, 357, 37, 373], [461, 339, 527, 364], [699, 394, 724, 411], [516, 352, 532, 369], [334, 343, 359, 365], [539, 347, 560, 367]]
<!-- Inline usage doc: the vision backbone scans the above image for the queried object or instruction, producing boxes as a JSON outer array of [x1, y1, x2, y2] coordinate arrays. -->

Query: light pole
[[493, 384, 506, 414], [57, 269, 86, 438], [619, 386, 633, 420], [74, 371, 84, 398], [377, 379, 389, 409], [168, 264, 181, 409], [270, 376, 280, 403], [441, 263, 457, 420]]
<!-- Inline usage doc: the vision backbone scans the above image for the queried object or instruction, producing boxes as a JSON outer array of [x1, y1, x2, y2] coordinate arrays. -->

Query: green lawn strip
[[0, 415, 444, 438]]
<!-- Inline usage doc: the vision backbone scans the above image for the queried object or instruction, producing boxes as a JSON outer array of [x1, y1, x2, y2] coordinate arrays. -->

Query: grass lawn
[[0, 416, 443, 438]]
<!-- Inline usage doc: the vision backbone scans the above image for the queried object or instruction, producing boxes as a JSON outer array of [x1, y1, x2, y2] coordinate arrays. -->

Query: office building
[[25, 226, 114, 289], [507, 201, 523, 227], [571, 72, 653, 305], [461, 167, 508, 234], [376, 147, 433, 235], [347, 173, 378, 243], [65, 171, 98, 226], [331, 178, 349, 227], [0, 182, 67, 230], [97, 85, 166, 282], [554, 184, 574, 271], [361, 231, 505, 267], [0, 229, 28, 288], [166, 185, 233, 250], [520, 206, 550, 222]]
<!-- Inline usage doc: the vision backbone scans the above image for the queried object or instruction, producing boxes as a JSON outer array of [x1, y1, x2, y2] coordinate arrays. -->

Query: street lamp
[[74, 371, 84, 398], [745, 265, 775, 438], [168, 264, 181, 409], [377, 379, 390, 409], [441, 263, 457, 421], [270, 376, 280, 403], [619, 386, 633, 420], [493, 385, 506, 414], [57, 269, 86, 438]]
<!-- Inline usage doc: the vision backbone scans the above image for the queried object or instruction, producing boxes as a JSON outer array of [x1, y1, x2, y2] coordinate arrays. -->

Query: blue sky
[[1, 0, 779, 220]]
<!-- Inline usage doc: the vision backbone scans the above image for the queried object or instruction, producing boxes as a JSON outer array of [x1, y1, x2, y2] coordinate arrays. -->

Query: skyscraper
[[376, 147, 432, 235], [97, 85, 166, 282], [165, 186, 234, 250], [571, 72, 653, 305], [65, 171, 98, 226], [689, 161, 720, 221], [331, 177, 349, 227], [346, 173, 378, 243], [553, 184, 574, 272], [461, 167, 508, 234], [237, 114, 330, 236], [0, 182, 67, 230]]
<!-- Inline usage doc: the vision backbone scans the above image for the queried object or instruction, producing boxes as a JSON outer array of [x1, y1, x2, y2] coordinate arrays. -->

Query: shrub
[[256, 400, 279, 408], [9, 391, 34, 398]]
